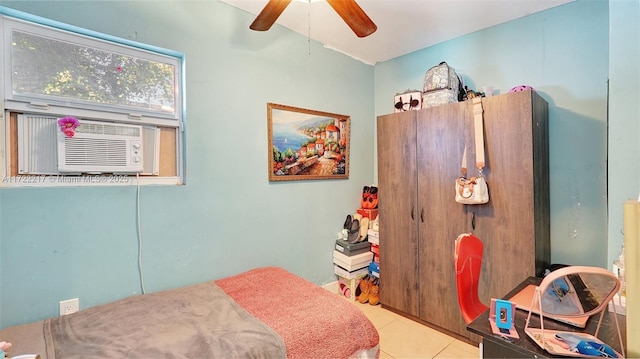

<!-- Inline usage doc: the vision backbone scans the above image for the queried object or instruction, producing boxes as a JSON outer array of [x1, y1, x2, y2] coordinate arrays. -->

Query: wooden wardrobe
[[376, 90, 550, 339]]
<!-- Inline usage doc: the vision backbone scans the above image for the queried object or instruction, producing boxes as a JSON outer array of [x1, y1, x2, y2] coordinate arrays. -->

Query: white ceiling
[[220, 0, 574, 65]]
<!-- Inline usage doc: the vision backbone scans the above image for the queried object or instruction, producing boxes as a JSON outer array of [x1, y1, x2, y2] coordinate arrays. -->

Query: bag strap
[[473, 97, 485, 172], [460, 148, 467, 177], [460, 97, 486, 176]]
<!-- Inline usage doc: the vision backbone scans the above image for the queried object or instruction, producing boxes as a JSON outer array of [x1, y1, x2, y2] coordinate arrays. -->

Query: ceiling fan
[[249, 0, 377, 38]]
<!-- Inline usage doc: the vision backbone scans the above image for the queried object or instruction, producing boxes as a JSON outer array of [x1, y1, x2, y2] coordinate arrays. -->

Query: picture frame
[[267, 103, 350, 181]]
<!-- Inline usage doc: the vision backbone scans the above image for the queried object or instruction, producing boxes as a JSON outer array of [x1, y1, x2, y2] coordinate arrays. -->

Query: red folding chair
[[455, 233, 488, 324]]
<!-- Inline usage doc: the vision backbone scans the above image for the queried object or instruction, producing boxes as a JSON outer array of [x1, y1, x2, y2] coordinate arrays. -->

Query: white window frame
[[0, 6, 186, 187]]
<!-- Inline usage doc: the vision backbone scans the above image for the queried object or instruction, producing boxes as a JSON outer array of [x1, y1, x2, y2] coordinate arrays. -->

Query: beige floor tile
[[350, 301, 398, 329], [434, 340, 479, 359], [379, 349, 395, 358], [377, 316, 455, 358]]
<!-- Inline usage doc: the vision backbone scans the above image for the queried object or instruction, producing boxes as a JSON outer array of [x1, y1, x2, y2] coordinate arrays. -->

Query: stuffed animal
[[0, 341, 12, 357]]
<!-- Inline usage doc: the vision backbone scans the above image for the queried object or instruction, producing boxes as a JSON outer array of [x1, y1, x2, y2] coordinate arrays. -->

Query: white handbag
[[455, 97, 489, 205]]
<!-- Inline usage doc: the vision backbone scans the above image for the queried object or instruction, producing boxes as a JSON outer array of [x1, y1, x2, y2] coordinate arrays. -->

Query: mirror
[[525, 266, 625, 358], [540, 269, 620, 317]]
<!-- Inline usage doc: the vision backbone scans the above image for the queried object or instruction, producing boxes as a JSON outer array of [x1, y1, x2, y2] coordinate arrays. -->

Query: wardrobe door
[[416, 102, 470, 337], [377, 111, 420, 317], [473, 91, 550, 306]]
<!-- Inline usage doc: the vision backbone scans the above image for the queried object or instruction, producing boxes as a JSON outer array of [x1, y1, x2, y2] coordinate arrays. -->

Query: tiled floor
[[349, 298, 480, 358]]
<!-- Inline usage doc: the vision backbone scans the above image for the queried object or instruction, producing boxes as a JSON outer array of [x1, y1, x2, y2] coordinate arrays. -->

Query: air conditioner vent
[[62, 138, 128, 166], [57, 119, 144, 174], [77, 122, 141, 137]]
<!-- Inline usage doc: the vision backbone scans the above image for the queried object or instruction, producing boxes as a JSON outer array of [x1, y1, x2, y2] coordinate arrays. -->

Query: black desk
[[467, 276, 627, 358]]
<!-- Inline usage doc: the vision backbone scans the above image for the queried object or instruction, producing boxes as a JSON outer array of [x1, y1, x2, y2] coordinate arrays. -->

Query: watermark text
[[2, 175, 131, 184]]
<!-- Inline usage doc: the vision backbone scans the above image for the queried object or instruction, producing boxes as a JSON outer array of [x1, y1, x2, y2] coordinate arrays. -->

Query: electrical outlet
[[59, 298, 79, 316]]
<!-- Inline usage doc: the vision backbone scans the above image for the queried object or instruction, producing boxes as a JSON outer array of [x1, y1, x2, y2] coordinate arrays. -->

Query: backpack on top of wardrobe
[[422, 61, 464, 108]]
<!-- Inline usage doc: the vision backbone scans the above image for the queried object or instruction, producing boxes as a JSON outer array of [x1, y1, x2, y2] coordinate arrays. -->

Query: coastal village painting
[[267, 103, 350, 181]]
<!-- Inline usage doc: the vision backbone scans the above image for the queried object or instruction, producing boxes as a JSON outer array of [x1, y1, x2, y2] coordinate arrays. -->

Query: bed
[[0, 267, 380, 359]]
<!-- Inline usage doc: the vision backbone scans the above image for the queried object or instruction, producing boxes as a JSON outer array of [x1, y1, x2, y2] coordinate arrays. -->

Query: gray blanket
[[19, 282, 285, 358]]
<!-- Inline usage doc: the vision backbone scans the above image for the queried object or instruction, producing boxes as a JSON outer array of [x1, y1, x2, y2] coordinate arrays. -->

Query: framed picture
[[267, 103, 350, 181]]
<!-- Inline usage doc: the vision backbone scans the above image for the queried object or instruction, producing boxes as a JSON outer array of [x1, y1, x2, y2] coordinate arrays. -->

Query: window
[[0, 7, 185, 186]]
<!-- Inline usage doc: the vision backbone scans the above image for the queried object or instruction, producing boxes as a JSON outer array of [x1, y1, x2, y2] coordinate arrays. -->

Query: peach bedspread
[[216, 267, 380, 359]]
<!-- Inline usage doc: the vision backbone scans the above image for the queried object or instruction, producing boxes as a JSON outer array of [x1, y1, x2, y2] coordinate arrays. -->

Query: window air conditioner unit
[[57, 120, 144, 174]]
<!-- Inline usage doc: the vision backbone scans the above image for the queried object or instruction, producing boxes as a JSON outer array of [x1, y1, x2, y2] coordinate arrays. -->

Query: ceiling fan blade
[[326, 0, 377, 38], [250, 0, 292, 31]]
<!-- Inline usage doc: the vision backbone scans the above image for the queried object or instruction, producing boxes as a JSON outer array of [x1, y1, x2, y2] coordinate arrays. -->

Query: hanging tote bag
[[455, 97, 489, 204]]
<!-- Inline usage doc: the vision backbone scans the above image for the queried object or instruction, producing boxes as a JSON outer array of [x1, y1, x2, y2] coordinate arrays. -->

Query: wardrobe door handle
[[420, 208, 424, 223], [411, 206, 415, 220]]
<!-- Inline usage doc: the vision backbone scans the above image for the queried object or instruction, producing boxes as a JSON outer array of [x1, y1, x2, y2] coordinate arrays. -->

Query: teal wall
[[374, 0, 610, 268], [608, 0, 640, 271], [1, 0, 636, 329], [0, 1, 375, 327]]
